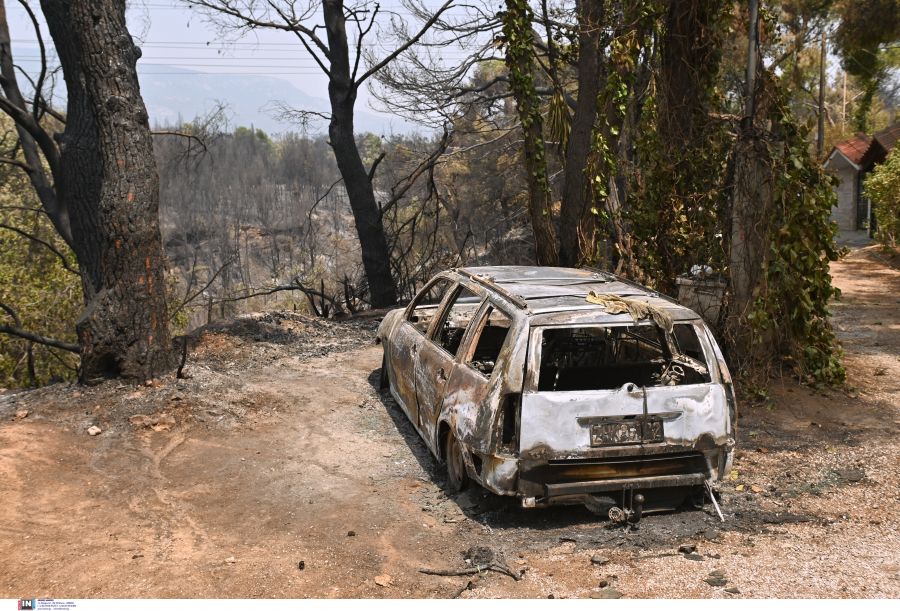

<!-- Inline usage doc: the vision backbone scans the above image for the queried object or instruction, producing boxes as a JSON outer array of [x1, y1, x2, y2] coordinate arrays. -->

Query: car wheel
[[445, 430, 469, 492], [379, 352, 389, 390]]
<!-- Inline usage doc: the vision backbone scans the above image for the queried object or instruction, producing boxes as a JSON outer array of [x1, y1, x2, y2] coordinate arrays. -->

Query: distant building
[[824, 122, 900, 231]]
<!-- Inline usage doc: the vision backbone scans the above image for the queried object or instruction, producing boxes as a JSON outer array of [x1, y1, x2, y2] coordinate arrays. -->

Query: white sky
[[4, 1, 471, 119]]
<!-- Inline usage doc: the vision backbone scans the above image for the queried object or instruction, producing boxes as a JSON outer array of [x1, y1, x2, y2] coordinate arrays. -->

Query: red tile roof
[[834, 132, 876, 165], [874, 122, 900, 153]]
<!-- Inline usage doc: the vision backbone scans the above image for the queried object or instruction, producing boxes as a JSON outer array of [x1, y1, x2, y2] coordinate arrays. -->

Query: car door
[[415, 285, 482, 448], [389, 277, 455, 424]]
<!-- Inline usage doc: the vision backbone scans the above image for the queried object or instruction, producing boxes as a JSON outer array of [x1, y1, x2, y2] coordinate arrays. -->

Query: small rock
[[132, 554, 143, 559], [684, 554, 704, 562], [347, 530, 356, 537], [757, 447, 770, 453], [835, 469, 864, 482], [14, 410, 29, 419], [750, 485, 763, 493], [547, 594, 554, 599], [708, 570, 726, 577], [374, 574, 392, 587], [704, 577, 727, 587], [591, 555, 610, 566], [298, 561, 305, 570], [590, 588, 623, 599], [678, 544, 697, 554], [599, 580, 609, 588], [725, 588, 740, 594], [702, 530, 720, 541], [145, 380, 153, 387], [224, 557, 236, 564], [87, 426, 102, 436], [72, 392, 82, 398]]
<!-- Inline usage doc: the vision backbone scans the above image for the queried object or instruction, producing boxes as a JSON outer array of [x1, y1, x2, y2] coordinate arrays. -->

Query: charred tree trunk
[[323, 0, 397, 308], [558, 0, 604, 267], [41, 0, 104, 297], [66, 0, 172, 382]]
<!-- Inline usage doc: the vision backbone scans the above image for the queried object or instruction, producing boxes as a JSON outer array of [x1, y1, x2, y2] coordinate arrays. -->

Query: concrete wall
[[830, 166, 858, 231]]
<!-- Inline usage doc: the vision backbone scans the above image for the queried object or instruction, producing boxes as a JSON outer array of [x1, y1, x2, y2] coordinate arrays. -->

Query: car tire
[[445, 430, 469, 492], [379, 353, 389, 390]]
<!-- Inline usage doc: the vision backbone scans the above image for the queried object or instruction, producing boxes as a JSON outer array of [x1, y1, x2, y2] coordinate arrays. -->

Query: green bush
[[865, 149, 900, 248]]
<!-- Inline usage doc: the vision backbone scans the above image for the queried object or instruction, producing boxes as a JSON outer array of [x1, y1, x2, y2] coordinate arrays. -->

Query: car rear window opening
[[537, 323, 710, 391]]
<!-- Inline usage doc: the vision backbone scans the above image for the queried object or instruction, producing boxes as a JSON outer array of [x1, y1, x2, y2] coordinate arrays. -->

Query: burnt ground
[[2, 245, 900, 599]]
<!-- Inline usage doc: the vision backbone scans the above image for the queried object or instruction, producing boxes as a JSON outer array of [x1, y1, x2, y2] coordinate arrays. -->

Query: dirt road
[[2, 247, 900, 599]]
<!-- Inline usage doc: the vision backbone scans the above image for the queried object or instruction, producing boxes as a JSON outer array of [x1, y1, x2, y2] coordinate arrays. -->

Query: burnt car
[[376, 267, 736, 520]]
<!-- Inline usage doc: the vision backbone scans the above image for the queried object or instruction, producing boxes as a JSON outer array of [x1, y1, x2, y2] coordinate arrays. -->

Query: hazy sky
[[4, 1, 464, 119]]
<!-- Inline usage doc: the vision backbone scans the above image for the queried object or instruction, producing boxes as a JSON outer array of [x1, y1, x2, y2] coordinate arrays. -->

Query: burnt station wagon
[[377, 266, 736, 521]]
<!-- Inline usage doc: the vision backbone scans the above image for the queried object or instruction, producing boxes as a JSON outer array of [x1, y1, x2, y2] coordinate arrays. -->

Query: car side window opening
[[537, 323, 711, 392], [465, 306, 513, 378], [432, 286, 482, 356], [407, 278, 454, 334]]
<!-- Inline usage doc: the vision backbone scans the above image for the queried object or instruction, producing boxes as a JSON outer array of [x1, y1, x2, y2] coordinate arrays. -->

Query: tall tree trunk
[[558, 0, 605, 267], [502, 0, 558, 266], [66, 0, 172, 382], [41, 0, 104, 298], [323, 0, 397, 308]]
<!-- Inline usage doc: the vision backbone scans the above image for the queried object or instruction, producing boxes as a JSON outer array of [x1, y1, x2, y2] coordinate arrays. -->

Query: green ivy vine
[[499, 0, 551, 199]]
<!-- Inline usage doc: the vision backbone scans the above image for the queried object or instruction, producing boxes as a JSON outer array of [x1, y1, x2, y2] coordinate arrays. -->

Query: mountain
[[12, 48, 416, 136], [137, 66, 417, 136]]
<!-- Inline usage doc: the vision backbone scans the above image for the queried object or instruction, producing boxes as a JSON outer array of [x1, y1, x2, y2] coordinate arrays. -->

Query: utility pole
[[842, 72, 847, 128], [818, 32, 826, 157], [744, 0, 760, 128]]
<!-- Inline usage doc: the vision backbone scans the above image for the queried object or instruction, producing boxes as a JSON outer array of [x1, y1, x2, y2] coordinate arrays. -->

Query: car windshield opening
[[537, 324, 710, 391]]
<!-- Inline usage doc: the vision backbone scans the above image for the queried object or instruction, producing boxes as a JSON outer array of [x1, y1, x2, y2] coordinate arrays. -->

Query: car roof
[[454, 266, 701, 323]]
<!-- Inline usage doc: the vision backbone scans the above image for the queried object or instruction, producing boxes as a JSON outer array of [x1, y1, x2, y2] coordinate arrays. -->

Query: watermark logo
[[18, 601, 35, 611]]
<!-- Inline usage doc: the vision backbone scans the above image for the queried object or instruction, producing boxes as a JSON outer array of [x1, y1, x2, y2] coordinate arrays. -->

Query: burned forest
[[2, 0, 900, 601]]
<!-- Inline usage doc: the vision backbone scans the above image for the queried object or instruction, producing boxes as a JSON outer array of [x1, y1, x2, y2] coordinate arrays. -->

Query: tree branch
[[0, 155, 30, 170], [151, 130, 209, 155], [15, 0, 47, 122], [368, 151, 386, 182], [355, 0, 456, 87], [0, 223, 80, 275], [171, 255, 236, 316], [379, 128, 451, 219], [0, 323, 80, 353]]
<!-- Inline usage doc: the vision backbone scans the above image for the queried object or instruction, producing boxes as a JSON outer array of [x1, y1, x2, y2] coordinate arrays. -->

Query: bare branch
[[263, 100, 330, 130], [15, 0, 47, 122], [186, 0, 333, 76], [0, 299, 23, 328], [368, 151, 386, 182], [152, 130, 210, 155], [0, 323, 80, 353], [356, 0, 456, 87], [379, 128, 452, 219], [171, 255, 237, 316], [0, 154, 30, 170], [0, 223, 80, 275]]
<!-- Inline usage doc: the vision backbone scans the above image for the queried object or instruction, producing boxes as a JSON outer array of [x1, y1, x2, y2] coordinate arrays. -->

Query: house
[[824, 122, 900, 232]]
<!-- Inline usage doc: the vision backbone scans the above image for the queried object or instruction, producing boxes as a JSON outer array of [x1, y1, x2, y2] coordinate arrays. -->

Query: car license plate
[[590, 419, 664, 447]]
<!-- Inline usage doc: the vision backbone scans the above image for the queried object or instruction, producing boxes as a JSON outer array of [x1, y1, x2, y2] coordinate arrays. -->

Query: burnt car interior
[[466, 306, 512, 377], [435, 287, 481, 355], [537, 323, 710, 391]]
